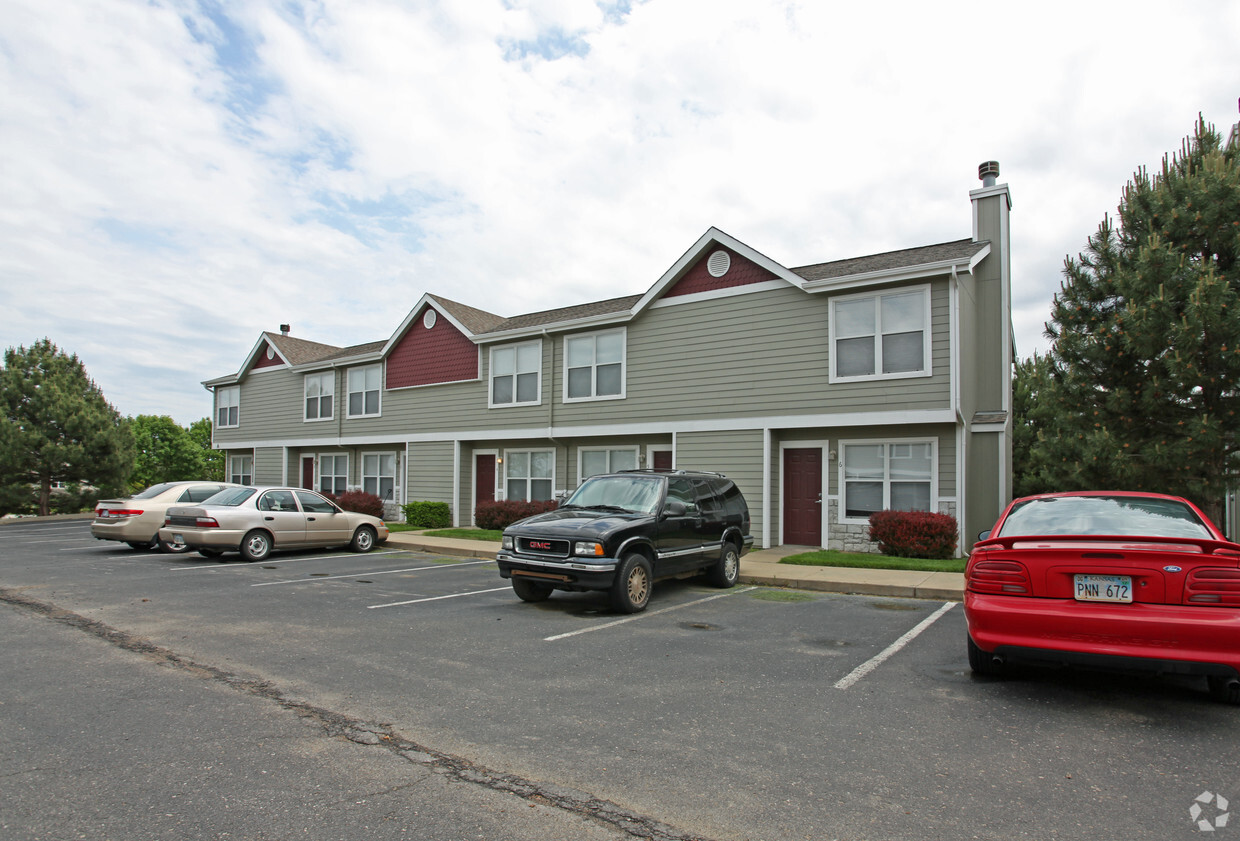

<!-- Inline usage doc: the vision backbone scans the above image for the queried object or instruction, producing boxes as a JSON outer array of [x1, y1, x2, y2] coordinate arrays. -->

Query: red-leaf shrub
[[475, 499, 558, 530], [867, 510, 958, 559], [332, 490, 385, 519]]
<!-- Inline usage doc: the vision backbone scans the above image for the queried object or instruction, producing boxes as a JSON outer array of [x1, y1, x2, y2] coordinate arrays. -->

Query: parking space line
[[252, 559, 493, 587], [833, 601, 957, 690], [170, 549, 405, 571], [368, 586, 512, 608], [543, 587, 756, 642]]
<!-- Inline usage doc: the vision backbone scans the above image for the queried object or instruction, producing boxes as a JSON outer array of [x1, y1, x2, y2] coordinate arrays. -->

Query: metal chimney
[[978, 161, 1000, 187], [280, 324, 291, 336]]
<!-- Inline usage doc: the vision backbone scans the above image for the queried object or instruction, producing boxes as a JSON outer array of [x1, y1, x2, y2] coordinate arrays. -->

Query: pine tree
[[0, 339, 134, 515], [1036, 115, 1240, 523]]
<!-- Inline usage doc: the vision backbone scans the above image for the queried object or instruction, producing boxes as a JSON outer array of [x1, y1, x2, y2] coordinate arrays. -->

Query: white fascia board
[[474, 310, 634, 344], [631, 227, 806, 316], [379, 293, 479, 356], [800, 247, 991, 294], [648, 279, 787, 309], [968, 183, 1013, 208]]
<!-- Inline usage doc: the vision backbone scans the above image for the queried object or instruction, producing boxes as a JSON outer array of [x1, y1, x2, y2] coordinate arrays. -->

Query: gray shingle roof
[[792, 239, 988, 282], [482, 294, 644, 335], [427, 295, 507, 334], [263, 333, 343, 366]]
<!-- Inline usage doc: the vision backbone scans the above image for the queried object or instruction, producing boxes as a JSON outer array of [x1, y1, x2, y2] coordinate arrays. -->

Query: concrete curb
[[383, 532, 965, 601]]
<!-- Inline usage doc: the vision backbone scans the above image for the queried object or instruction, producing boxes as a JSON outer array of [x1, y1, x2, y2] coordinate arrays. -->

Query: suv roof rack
[[618, 469, 728, 478]]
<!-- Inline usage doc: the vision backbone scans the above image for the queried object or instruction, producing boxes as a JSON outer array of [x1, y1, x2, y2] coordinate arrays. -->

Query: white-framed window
[[304, 372, 334, 422], [505, 450, 554, 502], [228, 454, 252, 485], [362, 453, 397, 501], [319, 454, 348, 496], [830, 286, 931, 382], [579, 447, 639, 481], [216, 386, 240, 428], [489, 341, 541, 407], [840, 439, 935, 523], [347, 364, 382, 417], [564, 328, 626, 401]]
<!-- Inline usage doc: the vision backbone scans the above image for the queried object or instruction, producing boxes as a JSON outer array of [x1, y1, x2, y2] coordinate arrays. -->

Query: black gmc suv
[[495, 469, 753, 613]]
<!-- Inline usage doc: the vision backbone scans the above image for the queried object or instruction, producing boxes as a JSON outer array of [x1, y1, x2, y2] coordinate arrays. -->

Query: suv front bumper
[[495, 551, 618, 591]]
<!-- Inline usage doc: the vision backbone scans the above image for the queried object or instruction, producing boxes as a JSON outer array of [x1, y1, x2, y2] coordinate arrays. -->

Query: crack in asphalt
[[0, 587, 713, 841]]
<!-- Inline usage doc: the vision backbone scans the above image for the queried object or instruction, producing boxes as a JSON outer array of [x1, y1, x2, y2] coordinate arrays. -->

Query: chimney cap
[[279, 324, 291, 335], [978, 161, 1000, 187]]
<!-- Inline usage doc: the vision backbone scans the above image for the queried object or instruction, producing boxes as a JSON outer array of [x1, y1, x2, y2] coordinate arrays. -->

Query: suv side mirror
[[662, 499, 687, 518]]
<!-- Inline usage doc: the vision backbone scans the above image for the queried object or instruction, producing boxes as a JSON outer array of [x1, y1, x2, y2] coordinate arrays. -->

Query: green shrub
[[403, 501, 452, 528], [474, 500, 558, 530], [867, 510, 958, 559]]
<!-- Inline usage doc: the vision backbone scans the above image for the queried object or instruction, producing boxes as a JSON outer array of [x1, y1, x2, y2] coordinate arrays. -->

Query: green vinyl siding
[[675, 429, 766, 537], [408, 441, 455, 507], [253, 447, 285, 486]]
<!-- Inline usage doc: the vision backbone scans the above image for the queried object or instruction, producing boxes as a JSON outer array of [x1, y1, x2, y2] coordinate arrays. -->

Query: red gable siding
[[253, 342, 284, 368], [664, 246, 777, 298], [386, 308, 478, 389]]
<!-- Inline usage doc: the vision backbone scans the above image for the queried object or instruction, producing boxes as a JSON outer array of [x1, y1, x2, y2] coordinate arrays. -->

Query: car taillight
[[195, 517, 219, 528], [967, 560, 1031, 595], [100, 508, 143, 518], [1185, 569, 1240, 606]]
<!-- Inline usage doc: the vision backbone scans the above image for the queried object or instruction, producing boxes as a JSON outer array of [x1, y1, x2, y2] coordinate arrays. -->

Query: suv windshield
[[563, 475, 662, 515], [200, 487, 258, 507], [998, 495, 1213, 539]]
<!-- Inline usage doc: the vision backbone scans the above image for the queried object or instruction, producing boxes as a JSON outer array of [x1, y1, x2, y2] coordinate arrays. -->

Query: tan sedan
[[160, 486, 389, 561], [92, 481, 243, 553]]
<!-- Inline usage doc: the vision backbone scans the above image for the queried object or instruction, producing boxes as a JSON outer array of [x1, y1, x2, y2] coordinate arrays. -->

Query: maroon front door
[[301, 457, 315, 490], [652, 450, 673, 470], [783, 448, 823, 546], [475, 455, 496, 506]]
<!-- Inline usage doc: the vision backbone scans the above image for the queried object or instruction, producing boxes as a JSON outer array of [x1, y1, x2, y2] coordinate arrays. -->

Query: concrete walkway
[[384, 532, 965, 601]]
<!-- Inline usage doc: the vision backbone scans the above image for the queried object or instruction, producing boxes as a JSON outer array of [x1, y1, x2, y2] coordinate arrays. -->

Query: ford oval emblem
[[1163, 565, 1182, 573]]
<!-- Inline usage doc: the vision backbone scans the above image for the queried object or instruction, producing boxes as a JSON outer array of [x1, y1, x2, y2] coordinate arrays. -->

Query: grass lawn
[[385, 526, 504, 542], [780, 550, 965, 574]]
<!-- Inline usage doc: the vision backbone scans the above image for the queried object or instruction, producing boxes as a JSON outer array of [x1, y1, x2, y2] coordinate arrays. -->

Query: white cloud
[[1, 0, 1238, 423]]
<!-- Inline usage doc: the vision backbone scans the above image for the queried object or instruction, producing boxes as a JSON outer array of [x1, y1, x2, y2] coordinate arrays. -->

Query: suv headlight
[[501, 536, 514, 551], [574, 541, 604, 557]]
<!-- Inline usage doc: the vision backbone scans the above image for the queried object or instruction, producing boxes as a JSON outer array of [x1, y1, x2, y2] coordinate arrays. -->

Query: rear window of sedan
[[997, 495, 1213, 539], [133, 482, 179, 499], [200, 487, 258, 506]]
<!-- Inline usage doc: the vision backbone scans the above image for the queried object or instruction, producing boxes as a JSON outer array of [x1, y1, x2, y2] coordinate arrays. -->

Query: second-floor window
[[347, 364, 381, 417], [830, 287, 931, 382], [565, 329, 625, 401], [490, 341, 541, 407], [304, 372, 334, 421], [217, 386, 240, 428]]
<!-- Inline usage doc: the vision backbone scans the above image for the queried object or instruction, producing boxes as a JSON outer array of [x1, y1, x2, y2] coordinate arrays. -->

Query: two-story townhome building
[[205, 163, 1013, 553]]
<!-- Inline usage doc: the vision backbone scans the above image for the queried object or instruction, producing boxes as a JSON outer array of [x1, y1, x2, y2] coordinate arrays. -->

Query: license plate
[[1074, 574, 1132, 603], [173, 534, 185, 546]]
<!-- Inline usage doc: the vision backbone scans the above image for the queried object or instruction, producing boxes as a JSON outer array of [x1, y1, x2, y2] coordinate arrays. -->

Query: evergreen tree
[[128, 415, 204, 491], [1037, 115, 1240, 523], [0, 339, 134, 514]]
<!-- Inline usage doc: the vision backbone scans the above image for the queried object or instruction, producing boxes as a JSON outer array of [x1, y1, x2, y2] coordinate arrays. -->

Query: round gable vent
[[707, 249, 731, 278], [423, 309, 437, 330]]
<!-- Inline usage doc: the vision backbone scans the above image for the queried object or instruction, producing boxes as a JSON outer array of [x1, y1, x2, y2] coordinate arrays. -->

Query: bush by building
[[474, 499, 558, 531], [402, 501, 451, 529], [330, 490, 385, 519], [867, 510, 958, 559]]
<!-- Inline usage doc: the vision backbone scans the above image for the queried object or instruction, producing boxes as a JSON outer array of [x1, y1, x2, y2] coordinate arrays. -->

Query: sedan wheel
[[241, 530, 272, 562], [350, 525, 376, 553], [158, 537, 193, 554]]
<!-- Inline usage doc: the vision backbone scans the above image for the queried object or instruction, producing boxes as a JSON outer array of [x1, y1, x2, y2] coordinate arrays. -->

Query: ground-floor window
[[362, 453, 397, 501], [579, 447, 638, 480], [505, 450, 554, 501], [319, 454, 348, 496], [841, 440, 933, 521], [229, 454, 253, 485]]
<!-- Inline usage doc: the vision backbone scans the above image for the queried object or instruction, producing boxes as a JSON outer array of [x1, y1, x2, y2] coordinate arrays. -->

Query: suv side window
[[711, 479, 743, 519], [694, 478, 722, 517], [666, 477, 698, 513]]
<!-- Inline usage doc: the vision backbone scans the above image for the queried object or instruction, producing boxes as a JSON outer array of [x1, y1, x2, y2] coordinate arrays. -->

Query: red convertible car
[[964, 491, 1240, 704]]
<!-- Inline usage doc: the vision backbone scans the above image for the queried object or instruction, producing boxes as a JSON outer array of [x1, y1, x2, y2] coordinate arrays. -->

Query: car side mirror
[[663, 499, 687, 518]]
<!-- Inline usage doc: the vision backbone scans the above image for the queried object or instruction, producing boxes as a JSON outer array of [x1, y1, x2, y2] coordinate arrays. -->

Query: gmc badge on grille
[[530, 541, 552, 550]]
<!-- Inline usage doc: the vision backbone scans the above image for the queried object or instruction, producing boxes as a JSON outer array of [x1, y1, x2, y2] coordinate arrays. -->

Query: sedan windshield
[[563, 476, 662, 514], [997, 495, 1213, 539], [200, 487, 258, 506]]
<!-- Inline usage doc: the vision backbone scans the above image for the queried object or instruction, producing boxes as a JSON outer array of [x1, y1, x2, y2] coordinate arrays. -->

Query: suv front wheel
[[610, 553, 652, 613]]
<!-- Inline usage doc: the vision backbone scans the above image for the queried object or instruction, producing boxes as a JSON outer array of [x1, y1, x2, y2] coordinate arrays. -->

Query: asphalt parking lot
[[4, 518, 1240, 841]]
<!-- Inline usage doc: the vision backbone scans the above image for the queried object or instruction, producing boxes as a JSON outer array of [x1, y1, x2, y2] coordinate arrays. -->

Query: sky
[[2, 0, 1238, 426]]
